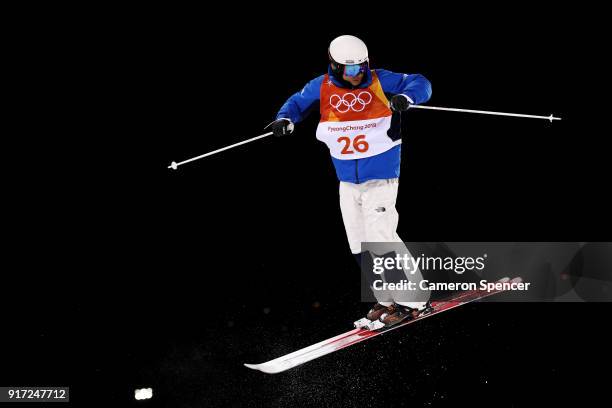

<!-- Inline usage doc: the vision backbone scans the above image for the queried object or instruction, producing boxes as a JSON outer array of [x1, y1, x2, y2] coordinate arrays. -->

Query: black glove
[[390, 94, 411, 112], [269, 119, 294, 137]]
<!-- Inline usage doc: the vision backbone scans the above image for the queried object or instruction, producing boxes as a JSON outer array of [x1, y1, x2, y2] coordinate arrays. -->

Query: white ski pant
[[339, 178, 430, 306], [340, 179, 402, 254]]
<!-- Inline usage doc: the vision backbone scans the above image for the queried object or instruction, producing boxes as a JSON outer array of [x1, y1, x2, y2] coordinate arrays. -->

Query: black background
[[3, 4, 610, 407]]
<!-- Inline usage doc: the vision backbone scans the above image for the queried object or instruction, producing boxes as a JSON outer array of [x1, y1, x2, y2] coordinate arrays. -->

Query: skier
[[269, 35, 433, 327]]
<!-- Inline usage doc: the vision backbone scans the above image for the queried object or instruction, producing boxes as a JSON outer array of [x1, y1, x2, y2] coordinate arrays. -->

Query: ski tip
[[244, 362, 288, 374], [510, 276, 523, 283], [498, 277, 510, 283]]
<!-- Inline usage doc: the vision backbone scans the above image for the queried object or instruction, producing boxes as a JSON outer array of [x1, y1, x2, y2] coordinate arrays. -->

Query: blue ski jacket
[[276, 67, 432, 183]]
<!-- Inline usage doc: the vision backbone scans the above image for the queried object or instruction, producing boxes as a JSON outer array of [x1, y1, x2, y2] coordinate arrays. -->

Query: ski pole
[[168, 131, 274, 170], [409, 105, 561, 122]]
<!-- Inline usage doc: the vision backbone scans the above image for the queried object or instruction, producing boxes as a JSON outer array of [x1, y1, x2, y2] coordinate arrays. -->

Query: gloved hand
[[390, 94, 412, 112], [269, 119, 294, 137]]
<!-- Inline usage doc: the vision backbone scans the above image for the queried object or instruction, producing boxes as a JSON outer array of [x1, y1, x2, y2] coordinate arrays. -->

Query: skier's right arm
[[269, 75, 324, 136]]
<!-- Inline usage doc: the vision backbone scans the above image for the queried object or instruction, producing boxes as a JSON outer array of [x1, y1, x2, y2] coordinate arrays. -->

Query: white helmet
[[328, 35, 368, 65]]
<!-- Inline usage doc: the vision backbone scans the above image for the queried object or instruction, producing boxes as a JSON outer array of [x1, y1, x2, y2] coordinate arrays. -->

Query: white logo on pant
[[330, 92, 372, 113]]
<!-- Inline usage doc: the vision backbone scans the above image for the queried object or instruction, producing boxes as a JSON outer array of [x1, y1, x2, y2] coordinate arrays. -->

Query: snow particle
[[135, 388, 153, 400]]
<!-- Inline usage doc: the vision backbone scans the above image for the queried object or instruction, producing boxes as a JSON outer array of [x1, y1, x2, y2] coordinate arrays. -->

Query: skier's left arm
[[376, 69, 432, 105]]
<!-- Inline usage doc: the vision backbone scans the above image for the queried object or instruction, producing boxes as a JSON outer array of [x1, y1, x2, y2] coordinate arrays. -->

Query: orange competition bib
[[316, 71, 399, 160]]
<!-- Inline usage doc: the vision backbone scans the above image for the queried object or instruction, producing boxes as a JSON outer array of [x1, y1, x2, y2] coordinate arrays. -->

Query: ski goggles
[[342, 62, 368, 77], [331, 60, 369, 78]]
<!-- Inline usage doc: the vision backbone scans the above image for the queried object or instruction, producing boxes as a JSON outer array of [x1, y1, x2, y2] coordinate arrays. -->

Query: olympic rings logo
[[329, 91, 372, 113]]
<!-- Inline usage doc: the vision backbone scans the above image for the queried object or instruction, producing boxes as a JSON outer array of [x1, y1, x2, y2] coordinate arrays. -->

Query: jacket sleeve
[[275, 75, 325, 123], [376, 69, 432, 104]]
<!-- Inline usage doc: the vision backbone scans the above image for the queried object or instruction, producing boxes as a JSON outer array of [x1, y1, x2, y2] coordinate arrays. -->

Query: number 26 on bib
[[337, 135, 369, 155]]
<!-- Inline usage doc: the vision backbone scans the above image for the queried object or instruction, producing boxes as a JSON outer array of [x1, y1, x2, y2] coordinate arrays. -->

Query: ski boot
[[379, 301, 433, 327], [354, 303, 394, 329]]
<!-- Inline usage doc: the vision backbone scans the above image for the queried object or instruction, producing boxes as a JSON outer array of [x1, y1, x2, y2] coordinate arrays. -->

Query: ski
[[244, 277, 521, 374]]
